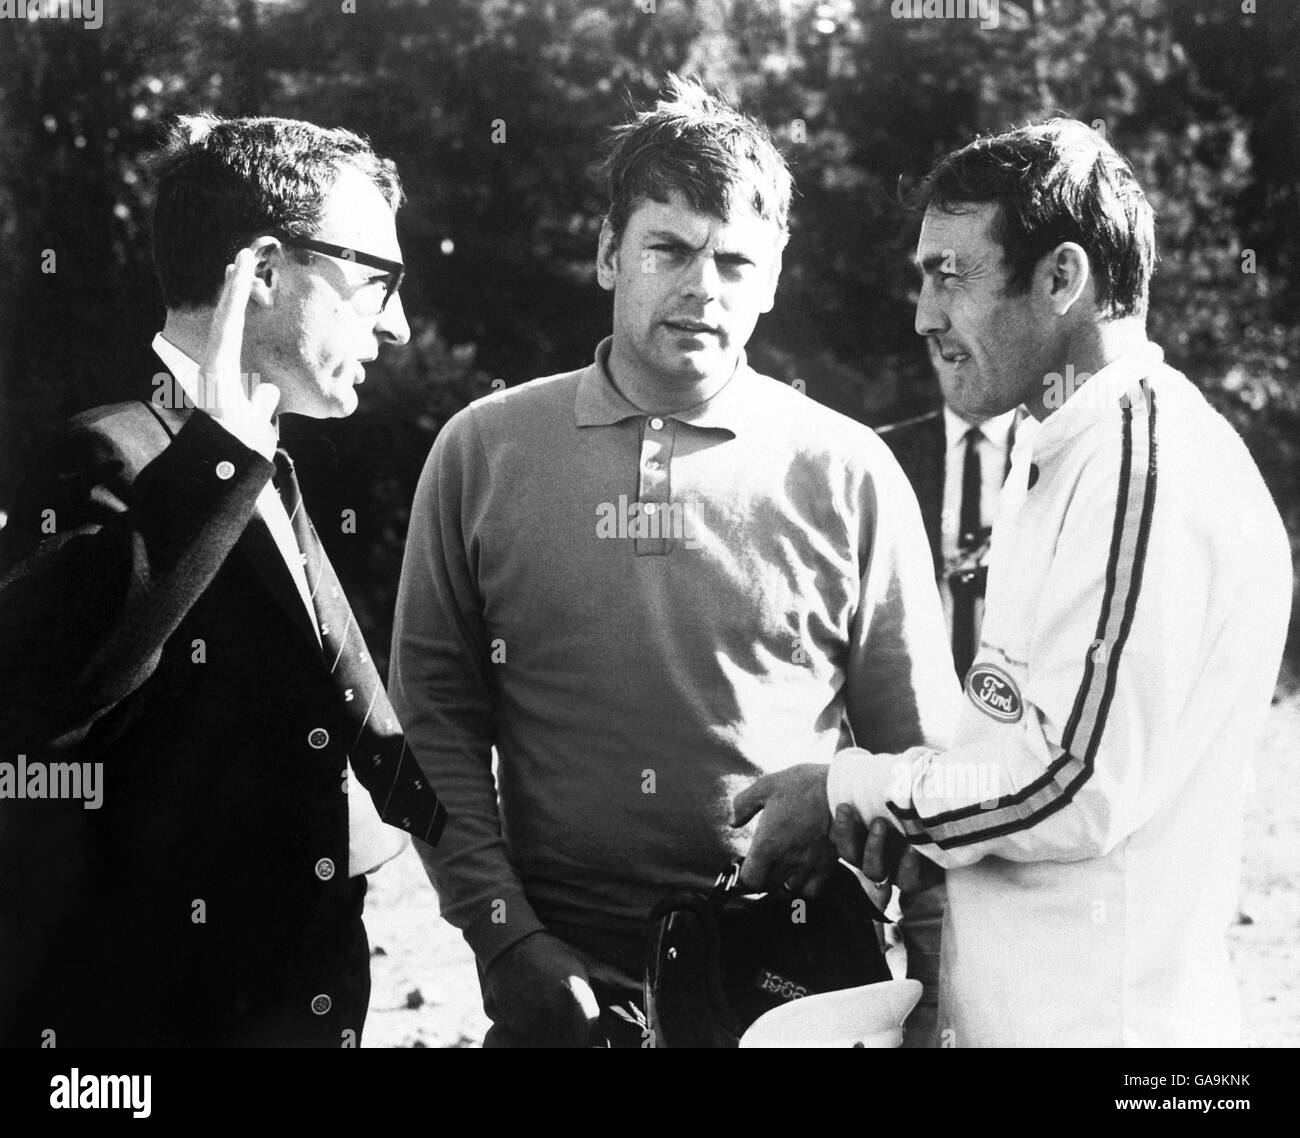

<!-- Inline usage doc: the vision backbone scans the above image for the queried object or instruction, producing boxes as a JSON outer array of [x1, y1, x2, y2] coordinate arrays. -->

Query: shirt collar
[[574, 338, 644, 427], [574, 336, 747, 436], [1034, 340, 1165, 451], [943, 403, 1018, 452], [152, 332, 201, 395], [153, 331, 281, 446]]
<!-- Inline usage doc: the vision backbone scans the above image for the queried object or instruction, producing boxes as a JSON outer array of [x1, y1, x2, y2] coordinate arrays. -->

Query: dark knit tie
[[274, 449, 447, 845], [951, 426, 983, 681]]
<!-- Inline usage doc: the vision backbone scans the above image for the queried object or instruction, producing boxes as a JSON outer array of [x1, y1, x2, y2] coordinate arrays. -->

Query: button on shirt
[[151, 334, 405, 878]]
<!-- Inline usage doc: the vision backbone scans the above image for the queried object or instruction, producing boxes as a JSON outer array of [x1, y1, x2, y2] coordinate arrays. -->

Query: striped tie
[[273, 449, 447, 845]]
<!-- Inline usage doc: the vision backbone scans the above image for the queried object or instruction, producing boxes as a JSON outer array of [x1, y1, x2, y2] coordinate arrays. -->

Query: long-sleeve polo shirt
[[829, 343, 1293, 1046], [390, 337, 959, 966]]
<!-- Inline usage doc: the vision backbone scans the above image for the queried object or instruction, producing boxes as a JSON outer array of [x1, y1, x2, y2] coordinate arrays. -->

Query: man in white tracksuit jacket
[[734, 118, 1292, 1047]]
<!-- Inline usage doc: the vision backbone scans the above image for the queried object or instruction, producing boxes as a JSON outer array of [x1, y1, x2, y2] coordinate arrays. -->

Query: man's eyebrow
[[644, 229, 709, 250], [915, 251, 953, 274]]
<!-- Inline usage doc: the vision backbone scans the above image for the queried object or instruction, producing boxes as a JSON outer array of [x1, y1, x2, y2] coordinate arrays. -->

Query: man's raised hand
[[201, 247, 279, 426]]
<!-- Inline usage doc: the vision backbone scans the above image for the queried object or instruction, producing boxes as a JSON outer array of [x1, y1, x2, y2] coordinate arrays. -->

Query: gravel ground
[[362, 691, 1300, 1048], [1230, 691, 1300, 1047]]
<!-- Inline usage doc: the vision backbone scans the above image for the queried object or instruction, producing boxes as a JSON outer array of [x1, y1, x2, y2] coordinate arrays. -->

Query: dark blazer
[[877, 408, 1018, 576], [877, 410, 946, 578], [0, 398, 398, 1046]]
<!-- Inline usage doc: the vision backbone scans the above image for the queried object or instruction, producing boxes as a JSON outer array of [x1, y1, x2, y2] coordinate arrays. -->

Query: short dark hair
[[913, 118, 1156, 319], [149, 114, 404, 310], [601, 74, 793, 246]]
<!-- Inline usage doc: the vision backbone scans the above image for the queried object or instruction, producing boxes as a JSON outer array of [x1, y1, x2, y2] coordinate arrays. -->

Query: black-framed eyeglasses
[[274, 234, 405, 311]]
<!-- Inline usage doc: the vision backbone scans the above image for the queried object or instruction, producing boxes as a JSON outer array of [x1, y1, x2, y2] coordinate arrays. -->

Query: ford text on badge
[[966, 662, 1023, 723]]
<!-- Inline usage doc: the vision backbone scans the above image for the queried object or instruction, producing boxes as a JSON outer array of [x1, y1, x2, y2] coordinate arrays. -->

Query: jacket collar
[[150, 335, 321, 654]]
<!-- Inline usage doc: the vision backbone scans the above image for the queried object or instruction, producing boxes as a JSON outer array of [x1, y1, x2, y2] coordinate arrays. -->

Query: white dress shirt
[[938, 406, 1017, 646]]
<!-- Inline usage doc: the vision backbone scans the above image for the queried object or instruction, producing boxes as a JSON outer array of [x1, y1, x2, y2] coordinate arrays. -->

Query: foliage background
[[1, 0, 1296, 677]]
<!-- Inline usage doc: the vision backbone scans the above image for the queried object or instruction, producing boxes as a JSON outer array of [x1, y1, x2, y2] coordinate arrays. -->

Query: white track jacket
[[830, 343, 1292, 1046]]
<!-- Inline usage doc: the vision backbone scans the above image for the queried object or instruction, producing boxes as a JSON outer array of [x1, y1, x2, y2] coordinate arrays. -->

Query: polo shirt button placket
[[638, 418, 673, 557]]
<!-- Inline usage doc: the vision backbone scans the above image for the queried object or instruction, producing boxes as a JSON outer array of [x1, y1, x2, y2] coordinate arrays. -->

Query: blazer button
[[315, 857, 336, 881], [307, 728, 330, 749], [311, 994, 332, 1016], [215, 460, 236, 481]]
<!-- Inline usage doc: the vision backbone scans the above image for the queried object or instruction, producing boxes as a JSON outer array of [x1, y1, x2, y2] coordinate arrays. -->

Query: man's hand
[[832, 807, 944, 893], [201, 248, 280, 427], [482, 932, 601, 1047], [731, 763, 838, 897]]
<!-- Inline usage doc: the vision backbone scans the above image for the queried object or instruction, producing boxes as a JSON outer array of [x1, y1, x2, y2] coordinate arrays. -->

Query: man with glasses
[[0, 114, 445, 1047], [274, 233, 406, 316]]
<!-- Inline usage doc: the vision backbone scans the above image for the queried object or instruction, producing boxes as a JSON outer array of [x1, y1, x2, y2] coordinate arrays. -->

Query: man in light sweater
[[389, 76, 957, 1046], [736, 118, 1292, 1046]]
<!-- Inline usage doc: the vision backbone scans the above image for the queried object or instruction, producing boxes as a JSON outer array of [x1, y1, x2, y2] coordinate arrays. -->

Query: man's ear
[[1041, 241, 1091, 316], [596, 219, 619, 292], [246, 236, 283, 308]]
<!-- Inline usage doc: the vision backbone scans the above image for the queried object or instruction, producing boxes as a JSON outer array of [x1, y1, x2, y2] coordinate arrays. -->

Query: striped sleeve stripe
[[893, 379, 1158, 849]]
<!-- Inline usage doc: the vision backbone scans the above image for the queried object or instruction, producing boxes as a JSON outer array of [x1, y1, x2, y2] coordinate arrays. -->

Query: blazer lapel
[[918, 412, 945, 540], [878, 410, 945, 577], [234, 514, 324, 653], [141, 397, 323, 655]]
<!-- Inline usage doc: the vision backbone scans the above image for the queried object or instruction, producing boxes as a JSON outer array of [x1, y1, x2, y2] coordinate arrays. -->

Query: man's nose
[[680, 252, 720, 302], [914, 276, 947, 338], [377, 291, 411, 347]]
